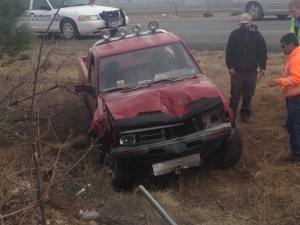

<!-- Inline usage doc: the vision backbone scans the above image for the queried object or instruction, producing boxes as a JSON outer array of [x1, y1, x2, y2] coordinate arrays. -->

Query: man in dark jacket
[[226, 13, 267, 123]]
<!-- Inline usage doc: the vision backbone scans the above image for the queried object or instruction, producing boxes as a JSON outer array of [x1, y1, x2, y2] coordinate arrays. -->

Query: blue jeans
[[286, 94, 300, 156]]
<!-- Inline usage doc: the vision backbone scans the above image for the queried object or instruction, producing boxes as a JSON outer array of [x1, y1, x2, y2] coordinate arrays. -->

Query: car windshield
[[49, 0, 90, 8], [98, 43, 202, 92]]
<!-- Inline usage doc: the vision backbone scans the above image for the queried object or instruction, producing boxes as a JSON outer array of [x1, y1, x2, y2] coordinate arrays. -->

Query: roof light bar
[[101, 29, 111, 40], [132, 24, 142, 34], [118, 27, 127, 38], [148, 21, 159, 31]]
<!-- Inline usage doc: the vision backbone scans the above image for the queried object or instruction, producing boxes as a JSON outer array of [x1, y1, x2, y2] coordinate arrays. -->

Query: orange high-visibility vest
[[278, 46, 300, 98]]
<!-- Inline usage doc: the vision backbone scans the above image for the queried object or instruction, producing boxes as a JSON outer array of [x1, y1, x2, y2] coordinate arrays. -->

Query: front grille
[[99, 10, 120, 20], [140, 129, 166, 142], [135, 116, 203, 144]]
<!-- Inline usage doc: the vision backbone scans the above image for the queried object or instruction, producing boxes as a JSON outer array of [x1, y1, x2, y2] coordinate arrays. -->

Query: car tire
[[104, 153, 135, 191], [99, 144, 110, 165], [212, 127, 243, 169], [61, 19, 79, 40], [246, 2, 264, 20]]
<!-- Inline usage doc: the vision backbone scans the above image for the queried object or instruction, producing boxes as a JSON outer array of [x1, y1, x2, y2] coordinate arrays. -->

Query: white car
[[19, 0, 129, 39], [232, 0, 290, 20]]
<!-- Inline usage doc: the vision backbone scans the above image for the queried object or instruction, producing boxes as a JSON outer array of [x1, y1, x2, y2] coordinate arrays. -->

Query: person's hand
[[259, 69, 265, 77], [228, 68, 235, 76], [267, 75, 280, 87]]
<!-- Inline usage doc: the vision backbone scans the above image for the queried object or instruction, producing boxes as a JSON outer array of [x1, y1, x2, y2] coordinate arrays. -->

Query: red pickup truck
[[75, 21, 243, 191]]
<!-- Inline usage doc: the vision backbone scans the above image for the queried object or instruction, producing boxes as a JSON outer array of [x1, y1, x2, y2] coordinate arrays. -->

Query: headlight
[[202, 107, 223, 129], [119, 134, 136, 146], [78, 15, 100, 21]]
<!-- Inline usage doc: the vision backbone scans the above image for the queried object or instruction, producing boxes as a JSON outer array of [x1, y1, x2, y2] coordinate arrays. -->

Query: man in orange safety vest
[[268, 33, 300, 163]]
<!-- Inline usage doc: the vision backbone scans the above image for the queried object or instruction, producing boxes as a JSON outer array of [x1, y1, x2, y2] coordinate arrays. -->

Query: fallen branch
[[0, 203, 38, 220], [0, 126, 33, 145]]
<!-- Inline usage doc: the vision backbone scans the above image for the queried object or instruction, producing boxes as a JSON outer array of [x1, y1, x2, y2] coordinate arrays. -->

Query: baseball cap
[[240, 13, 252, 24]]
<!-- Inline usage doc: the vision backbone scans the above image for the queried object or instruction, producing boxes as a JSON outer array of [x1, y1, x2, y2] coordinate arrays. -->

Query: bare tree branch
[[28, 1, 66, 224], [8, 85, 60, 107], [0, 203, 38, 220], [0, 126, 33, 144]]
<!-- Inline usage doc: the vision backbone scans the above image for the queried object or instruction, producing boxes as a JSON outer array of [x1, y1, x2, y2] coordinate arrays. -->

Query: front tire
[[246, 2, 264, 20], [212, 127, 243, 169], [61, 19, 79, 40], [104, 153, 135, 191]]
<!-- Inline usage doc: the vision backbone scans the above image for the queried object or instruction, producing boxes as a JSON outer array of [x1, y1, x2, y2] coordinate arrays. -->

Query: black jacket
[[225, 25, 267, 72]]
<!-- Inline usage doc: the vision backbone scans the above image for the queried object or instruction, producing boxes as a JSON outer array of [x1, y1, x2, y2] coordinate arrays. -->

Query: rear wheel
[[61, 19, 79, 39], [246, 2, 264, 20], [212, 127, 243, 169]]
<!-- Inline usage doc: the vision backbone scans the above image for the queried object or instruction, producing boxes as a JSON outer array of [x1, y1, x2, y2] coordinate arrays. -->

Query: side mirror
[[74, 84, 96, 98], [74, 84, 85, 93], [83, 84, 96, 98]]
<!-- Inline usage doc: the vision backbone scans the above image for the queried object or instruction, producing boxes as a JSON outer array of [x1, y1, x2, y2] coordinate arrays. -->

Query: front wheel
[[212, 127, 243, 169], [246, 2, 264, 20], [61, 19, 79, 39], [104, 153, 135, 191]]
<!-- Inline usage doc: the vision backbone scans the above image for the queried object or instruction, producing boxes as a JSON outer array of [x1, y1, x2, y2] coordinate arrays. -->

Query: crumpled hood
[[60, 5, 120, 15], [102, 75, 223, 120]]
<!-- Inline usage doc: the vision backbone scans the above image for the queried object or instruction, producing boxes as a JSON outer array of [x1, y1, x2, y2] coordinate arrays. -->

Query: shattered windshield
[[98, 43, 202, 92], [49, 0, 90, 8]]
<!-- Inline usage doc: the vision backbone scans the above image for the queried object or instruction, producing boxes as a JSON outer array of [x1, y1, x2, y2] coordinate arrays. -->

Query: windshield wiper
[[102, 85, 138, 93], [72, 4, 87, 6], [148, 77, 184, 85]]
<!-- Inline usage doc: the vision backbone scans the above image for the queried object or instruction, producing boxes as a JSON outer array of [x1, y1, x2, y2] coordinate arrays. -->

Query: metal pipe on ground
[[137, 185, 177, 225]]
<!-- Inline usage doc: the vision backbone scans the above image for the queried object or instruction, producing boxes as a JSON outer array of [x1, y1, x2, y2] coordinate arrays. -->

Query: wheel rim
[[62, 22, 74, 39], [248, 5, 260, 19]]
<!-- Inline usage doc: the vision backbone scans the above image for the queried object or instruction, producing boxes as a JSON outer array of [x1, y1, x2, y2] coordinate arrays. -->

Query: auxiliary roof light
[[101, 29, 111, 40], [118, 27, 127, 38], [148, 20, 159, 31], [132, 23, 142, 34]]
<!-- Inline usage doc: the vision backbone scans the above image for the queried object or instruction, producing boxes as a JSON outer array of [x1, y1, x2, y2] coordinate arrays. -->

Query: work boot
[[240, 114, 254, 124]]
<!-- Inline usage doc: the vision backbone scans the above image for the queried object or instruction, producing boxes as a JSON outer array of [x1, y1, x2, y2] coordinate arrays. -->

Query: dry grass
[[0, 40, 299, 225]]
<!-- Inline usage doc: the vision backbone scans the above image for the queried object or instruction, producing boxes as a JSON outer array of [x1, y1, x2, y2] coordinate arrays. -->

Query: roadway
[[80, 12, 291, 52]]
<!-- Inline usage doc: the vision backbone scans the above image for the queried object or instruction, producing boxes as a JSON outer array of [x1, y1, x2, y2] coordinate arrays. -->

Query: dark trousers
[[286, 94, 300, 156], [229, 70, 258, 117]]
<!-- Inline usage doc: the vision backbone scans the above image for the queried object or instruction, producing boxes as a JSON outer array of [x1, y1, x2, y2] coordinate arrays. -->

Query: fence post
[[174, 4, 177, 16]]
